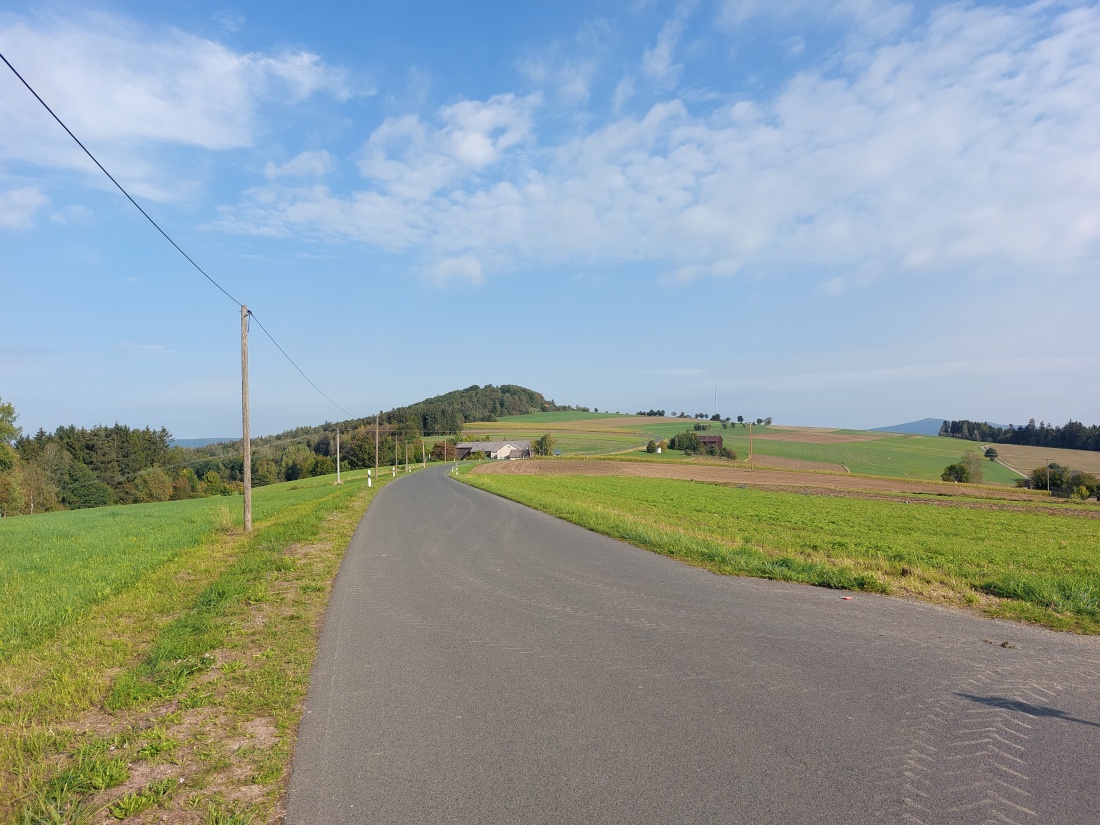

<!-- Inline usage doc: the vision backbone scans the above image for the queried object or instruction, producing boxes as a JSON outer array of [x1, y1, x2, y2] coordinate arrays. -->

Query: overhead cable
[[1, 49, 352, 417]]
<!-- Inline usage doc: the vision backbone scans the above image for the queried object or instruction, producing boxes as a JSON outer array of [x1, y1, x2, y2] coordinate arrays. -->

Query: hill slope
[[871, 418, 945, 436]]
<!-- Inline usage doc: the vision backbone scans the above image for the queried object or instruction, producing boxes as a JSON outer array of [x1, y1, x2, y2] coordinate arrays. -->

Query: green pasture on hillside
[[727, 434, 1020, 482], [462, 473, 1100, 632], [495, 410, 621, 424], [461, 429, 647, 455], [0, 475, 358, 659], [608, 423, 1022, 484], [617, 419, 746, 440]]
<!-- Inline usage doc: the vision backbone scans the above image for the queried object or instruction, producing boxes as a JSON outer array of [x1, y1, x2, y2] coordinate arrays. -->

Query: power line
[[0, 50, 241, 307], [247, 311, 352, 416], [1, 49, 351, 417]]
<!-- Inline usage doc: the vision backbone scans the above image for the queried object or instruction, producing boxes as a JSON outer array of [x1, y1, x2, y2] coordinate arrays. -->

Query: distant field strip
[[461, 473, 1100, 633]]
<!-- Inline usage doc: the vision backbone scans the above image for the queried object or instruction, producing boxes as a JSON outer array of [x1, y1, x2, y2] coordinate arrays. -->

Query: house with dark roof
[[697, 434, 723, 451]]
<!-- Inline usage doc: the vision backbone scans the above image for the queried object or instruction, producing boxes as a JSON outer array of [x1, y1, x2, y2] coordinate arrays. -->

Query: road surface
[[285, 466, 1100, 824]]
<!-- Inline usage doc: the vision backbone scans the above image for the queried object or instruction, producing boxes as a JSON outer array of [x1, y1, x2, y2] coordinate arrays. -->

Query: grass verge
[[460, 473, 1100, 634], [0, 469, 399, 824]]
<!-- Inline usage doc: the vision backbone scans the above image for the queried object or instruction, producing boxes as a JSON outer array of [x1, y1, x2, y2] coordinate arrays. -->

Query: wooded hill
[[940, 418, 1100, 452], [0, 385, 570, 515]]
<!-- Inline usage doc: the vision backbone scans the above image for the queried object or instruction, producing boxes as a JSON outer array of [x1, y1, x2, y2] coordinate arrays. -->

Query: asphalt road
[[285, 466, 1100, 824]]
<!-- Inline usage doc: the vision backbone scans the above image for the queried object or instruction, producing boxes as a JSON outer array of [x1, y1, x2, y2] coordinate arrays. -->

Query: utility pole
[[241, 305, 252, 532], [405, 440, 409, 473], [335, 427, 342, 485], [375, 411, 380, 478], [750, 422, 755, 469]]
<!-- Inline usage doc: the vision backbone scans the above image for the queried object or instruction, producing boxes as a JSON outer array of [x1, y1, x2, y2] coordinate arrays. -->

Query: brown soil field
[[985, 443, 1100, 476], [470, 459, 1099, 516]]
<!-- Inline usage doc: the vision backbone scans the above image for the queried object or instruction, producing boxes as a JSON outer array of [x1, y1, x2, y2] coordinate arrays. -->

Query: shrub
[[668, 431, 701, 452], [941, 463, 970, 483], [645, 440, 657, 453]]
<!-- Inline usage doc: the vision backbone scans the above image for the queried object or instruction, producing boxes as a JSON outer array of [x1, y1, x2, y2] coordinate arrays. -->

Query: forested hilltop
[[940, 419, 1100, 452], [0, 385, 571, 516]]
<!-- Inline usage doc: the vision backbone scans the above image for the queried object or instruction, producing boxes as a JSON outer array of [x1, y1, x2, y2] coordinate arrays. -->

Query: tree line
[[940, 418, 1100, 452], [0, 385, 571, 517]]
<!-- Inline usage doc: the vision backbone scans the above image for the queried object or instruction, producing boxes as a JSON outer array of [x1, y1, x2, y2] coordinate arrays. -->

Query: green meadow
[[461, 473, 1100, 633], [0, 469, 396, 824], [495, 410, 622, 424], [0, 478, 349, 658], [461, 428, 647, 455]]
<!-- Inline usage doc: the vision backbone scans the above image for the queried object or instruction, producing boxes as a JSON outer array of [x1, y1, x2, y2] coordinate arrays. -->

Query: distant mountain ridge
[[871, 418, 946, 436], [172, 437, 236, 448]]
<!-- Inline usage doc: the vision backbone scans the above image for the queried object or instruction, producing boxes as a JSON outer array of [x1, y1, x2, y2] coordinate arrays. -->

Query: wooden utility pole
[[748, 421, 753, 471], [375, 410, 380, 477], [241, 305, 252, 532], [335, 427, 342, 485]]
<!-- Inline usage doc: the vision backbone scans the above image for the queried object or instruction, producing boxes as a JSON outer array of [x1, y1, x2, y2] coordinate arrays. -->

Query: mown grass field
[[461, 473, 1100, 633], [0, 469, 401, 824], [0, 483, 346, 659]]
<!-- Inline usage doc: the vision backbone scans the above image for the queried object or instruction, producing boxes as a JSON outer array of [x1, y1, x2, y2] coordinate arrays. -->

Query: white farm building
[[454, 440, 532, 460]]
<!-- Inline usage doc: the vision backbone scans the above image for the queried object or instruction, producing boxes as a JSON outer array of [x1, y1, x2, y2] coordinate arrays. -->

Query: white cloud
[[264, 151, 335, 179], [0, 13, 350, 199], [613, 76, 637, 114], [356, 94, 538, 199], [131, 344, 174, 355], [426, 256, 485, 287], [218, 2, 1100, 292], [0, 186, 48, 229], [49, 204, 93, 225], [642, 17, 685, 86], [718, 0, 911, 36]]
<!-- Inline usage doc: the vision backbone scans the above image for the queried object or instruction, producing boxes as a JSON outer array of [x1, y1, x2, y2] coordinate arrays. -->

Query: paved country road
[[285, 466, 1100, 824]]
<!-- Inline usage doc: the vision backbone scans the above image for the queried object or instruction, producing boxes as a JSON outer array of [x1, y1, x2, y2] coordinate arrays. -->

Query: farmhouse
[[454, 440, 532, 460], [697, 434, 723, 451]]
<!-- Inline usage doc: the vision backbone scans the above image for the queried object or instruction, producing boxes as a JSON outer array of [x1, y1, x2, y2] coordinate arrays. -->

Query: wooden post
[[335, 427, 342, 485], [241, 304, 252, 532], [748, 422, 753, 471]]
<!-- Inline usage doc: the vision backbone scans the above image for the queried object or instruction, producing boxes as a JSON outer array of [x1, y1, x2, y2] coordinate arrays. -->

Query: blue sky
[[2, 0, 1098, 438]]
